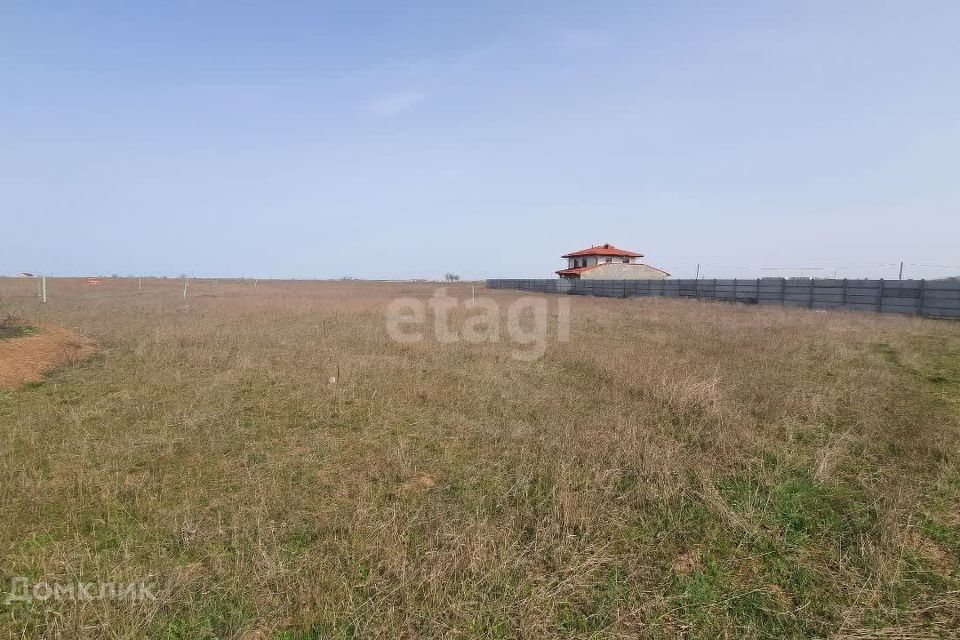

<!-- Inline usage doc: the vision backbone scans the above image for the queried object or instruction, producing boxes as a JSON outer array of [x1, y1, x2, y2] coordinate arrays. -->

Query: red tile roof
[[562, 243, 643, 258], [556, 265, 603, 276], [555, 263, 672, 277]]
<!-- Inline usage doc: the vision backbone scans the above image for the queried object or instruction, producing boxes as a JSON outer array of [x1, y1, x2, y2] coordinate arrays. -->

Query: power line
[[906, 263, 960, 270]]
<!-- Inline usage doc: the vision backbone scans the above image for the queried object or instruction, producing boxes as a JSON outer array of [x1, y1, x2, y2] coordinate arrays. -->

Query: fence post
[[780, 278, 786, 305], [842, 278, 848, 308], [756, 278, 760, 304], [41, 276, 47, 303], [878, 279, 884, 313], [808, 279, 814, 309], [917, 279, 926, 316]]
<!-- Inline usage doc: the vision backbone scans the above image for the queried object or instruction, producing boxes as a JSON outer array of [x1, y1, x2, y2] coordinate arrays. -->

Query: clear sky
[[2, 1, 958, 280]]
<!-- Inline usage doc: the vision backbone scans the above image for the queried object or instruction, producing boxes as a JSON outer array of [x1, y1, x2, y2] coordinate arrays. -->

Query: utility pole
[[899, 261, 904, 280]]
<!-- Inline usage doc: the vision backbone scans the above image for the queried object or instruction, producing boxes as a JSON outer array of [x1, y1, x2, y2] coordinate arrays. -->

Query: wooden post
[[780, 278, 786, 305], [183, 279, 188, 299], [879, 279, 884, 313], [842, 278, 848, 308], [918, 279, 926, 316], [41, 276, 47, 303], [899, 261, 904, 280], [138, 276, 142, 292]]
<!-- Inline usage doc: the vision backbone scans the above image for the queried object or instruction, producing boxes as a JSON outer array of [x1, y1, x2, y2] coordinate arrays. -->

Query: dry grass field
[[0, 277, 958, 639]]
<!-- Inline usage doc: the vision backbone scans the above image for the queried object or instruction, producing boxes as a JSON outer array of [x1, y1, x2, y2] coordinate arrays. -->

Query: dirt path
[[0, 323, 96, 388]]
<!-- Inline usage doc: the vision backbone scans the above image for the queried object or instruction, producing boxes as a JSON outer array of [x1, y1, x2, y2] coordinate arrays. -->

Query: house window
[[622, 258, 629, 263], [605, 258, 612, 263]]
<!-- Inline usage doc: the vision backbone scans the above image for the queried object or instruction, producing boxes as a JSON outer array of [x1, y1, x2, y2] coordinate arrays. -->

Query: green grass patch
[[0, 314, 36, 339]]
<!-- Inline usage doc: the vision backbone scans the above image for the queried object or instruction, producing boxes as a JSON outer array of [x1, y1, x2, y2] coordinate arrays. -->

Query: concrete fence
[[486, 278, 960, 319]]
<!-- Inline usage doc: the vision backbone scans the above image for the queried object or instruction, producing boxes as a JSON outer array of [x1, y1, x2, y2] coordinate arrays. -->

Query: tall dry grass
[[0, 277, 957, 638]]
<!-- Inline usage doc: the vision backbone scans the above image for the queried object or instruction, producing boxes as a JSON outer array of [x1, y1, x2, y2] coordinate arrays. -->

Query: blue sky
[[2, 1, 958, 280]]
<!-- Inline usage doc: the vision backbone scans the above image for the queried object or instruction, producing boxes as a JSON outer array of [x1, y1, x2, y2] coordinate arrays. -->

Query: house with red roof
[[556, 244, 670, 280]]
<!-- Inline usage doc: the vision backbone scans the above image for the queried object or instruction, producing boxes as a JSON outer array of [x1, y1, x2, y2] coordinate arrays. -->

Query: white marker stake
[[138, 276, 142, 291], [41, 276, 47, 303], [472, 285, 475, 302], [183, 280, 188, 299]]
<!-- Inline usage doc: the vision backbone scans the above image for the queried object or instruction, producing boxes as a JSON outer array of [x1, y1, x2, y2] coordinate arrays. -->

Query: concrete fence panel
[[485, 278, 960, 319]]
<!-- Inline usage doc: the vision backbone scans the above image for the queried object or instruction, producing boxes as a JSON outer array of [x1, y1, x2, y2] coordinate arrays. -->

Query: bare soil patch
[[0, 320, 95, 387]]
